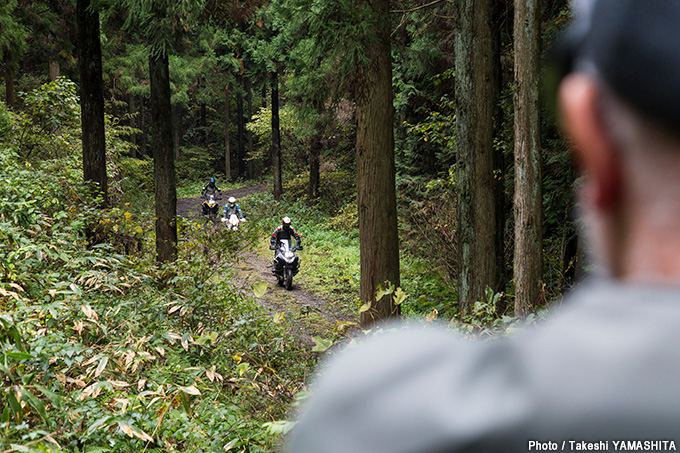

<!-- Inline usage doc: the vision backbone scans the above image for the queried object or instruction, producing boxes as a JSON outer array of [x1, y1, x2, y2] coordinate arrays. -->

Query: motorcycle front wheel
[[285, 267, 293, 290]]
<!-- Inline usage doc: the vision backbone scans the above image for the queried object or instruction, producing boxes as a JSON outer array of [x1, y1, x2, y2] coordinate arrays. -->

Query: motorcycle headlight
[[284, 251, 294, 258]]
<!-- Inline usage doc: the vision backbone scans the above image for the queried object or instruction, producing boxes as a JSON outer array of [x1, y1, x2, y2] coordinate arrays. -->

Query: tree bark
[[237, 73, 246, 177], [200, 77, 207, 147], [172, 103, 182, 161], [150, 51, 177, 263], [357, 0, 400, 327], [48, 61, 60, 81], [455, 0, 499, 312], [77, 0, 108, 206], [308, 132, 321, 204], [129, 94, 138, 158], [271, 72, 282, 200], [513, 0, 543, 317], [246, 76, 254, 179], [225, 82, 231, 180], [308, 103, 323, 204]]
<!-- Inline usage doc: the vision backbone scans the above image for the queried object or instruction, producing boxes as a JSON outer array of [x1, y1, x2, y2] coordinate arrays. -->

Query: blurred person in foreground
[[286, 1, 680, 451]]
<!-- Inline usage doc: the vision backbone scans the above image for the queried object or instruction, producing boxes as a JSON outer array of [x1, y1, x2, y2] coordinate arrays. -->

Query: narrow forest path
[[176, 183, 268, 219], [232, 249, 359, 348], [177, 184, 359, 349]]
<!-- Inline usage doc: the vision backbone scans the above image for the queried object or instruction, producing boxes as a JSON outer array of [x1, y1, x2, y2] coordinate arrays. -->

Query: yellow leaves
[[79, 382, 104, 400], [81, 304, 99, 320], [73, 320, 84, 335], [392, 287, 410, 306], [95, 356, 108, 377], [273, 311, 285, 323], [206, 366, 224, 383], [124, 211, 132, 221], [178, 385, 201, 396], [358, 302, 371, 314], [113, 397, 130, 414], [8, 282, 23, 292], [124, 350, 135, 370], [167, 303, 188, 317], [312, 337, 333, 353], [0, 285, 27, 302], [333, 320, 357, 336], [118, 421, 154, 443], [252, 280, 268, 298], [425, 309, 439, 322], [232, 352, 242, 363]]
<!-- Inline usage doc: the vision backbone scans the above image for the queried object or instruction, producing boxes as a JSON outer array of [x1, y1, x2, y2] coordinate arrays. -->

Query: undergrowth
[[0, 82, 313, 451]]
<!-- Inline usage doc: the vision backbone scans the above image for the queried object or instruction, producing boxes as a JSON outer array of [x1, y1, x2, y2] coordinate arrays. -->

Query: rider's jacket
[[271, 225, 301, 247], [202, 181, 220, 196], [223, 203, 244, 219]]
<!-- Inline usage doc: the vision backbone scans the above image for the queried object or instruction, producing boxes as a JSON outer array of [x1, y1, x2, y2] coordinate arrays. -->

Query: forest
[[0, 0, 575, 451]]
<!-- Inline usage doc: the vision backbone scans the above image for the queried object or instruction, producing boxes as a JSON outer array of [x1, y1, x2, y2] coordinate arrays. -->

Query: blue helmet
[[210, 177, 215, 183]]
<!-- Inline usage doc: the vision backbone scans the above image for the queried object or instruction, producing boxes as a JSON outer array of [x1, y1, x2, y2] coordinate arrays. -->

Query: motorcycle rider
[[201, 177, 221, 198], [222, 197, 245, 222], [270, 217, 302, 251], [270, 217, 302, 274]]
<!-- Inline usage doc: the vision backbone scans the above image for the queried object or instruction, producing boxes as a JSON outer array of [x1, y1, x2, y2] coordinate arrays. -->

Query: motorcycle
[[222, 213, 245, 230], [272, 239, 301, 290], [201, 194, 220, 221]]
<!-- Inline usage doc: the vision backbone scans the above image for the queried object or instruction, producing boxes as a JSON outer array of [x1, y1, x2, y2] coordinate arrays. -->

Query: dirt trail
[[233, 249, 359, 348], [177, 184, 359, 348], [176, 184, 268, 219]]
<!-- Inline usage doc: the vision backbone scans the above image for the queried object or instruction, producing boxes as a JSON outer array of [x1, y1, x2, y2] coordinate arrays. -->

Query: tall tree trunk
[[357, 0, 400, 328], [200, 78, 207, 147], [5, 56, 15, 110], [237, 74, 245, 177], [513, 0, 543, 317], [455, 0, 499, 312], [77, 0, 108, 206], [246, 76, 254, 179], [492, 3, 508, 293], [271, 72, 282, 200], [150, 51, 177, 263], [308, 104, 323, 205], [48, 61, 60, 81], [140, 97, 148, 156], [308, 132, 321, 204], [225, 82, 231, 180], [129, 94, 138, 158]]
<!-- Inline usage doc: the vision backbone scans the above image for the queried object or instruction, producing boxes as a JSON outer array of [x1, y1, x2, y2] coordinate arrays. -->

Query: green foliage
[[117, 156, 154, 197], [13, 77, 81, 159], [0, 0, 29, 65], [175, 145, 219, 181], [0, 103, 312, 450], [122, 0, 207, 59], [247, 104, 306, 171]]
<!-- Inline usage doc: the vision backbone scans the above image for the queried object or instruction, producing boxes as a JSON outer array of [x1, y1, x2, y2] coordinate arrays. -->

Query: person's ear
[[558, 74, 623, 209]]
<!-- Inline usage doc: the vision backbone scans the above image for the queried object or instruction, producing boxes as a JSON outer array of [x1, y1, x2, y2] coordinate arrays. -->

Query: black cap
[[549, 0, 680, 130]]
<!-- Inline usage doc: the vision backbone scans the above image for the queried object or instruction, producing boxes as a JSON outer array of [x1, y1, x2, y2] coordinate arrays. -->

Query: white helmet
[[228, 197, 236, 205], [282, 216, 291, 225]]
